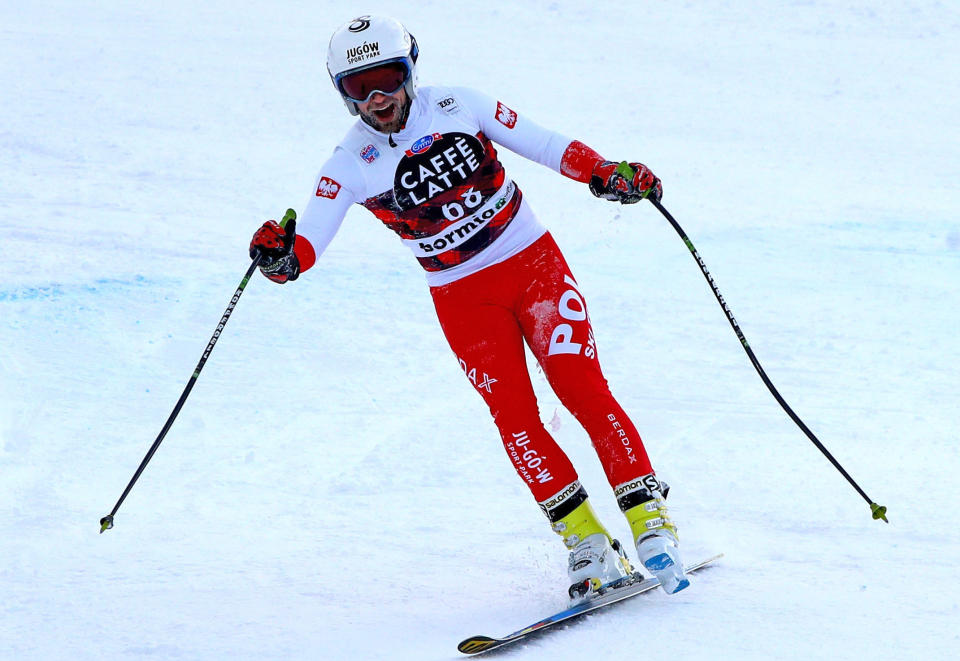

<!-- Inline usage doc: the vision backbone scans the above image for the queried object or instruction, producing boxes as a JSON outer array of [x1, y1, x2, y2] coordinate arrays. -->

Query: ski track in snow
[[2, 1, 958, 659]]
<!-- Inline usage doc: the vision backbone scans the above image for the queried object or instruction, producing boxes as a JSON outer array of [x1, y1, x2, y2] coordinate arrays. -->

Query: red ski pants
[[430, 232, 654, 508]]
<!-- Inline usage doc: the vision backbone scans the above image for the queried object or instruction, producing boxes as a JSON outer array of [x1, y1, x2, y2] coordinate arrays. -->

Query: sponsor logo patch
[[347, 16, 370, 32], [495, 101, 517, 129], [402, 180, 514, 256], [539, 480, 583, 514], [406, 132, 443, 157], [395, 131, 485, 209], [507, 430, 554, 486], [458, 358, 497, 393], [345, 40, 380, 65], [315, 176, 341, 199], [437, 96, 459, 113], [360, 144, 380, 163]]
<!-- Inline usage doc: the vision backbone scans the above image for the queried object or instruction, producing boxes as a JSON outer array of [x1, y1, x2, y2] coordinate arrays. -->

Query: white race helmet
[[326, 15, 419, 116]]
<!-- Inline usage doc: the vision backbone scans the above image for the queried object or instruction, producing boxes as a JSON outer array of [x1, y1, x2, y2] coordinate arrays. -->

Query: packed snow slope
[[1, 1, 958, 659]]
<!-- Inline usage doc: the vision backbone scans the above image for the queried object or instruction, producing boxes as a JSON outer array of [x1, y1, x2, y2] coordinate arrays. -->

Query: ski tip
[[458, 636, 498, 655], [870, 502, 888, 523]]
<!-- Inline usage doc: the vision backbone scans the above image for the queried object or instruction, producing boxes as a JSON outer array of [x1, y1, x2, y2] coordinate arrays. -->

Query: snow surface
[[2, 1, 958, 659]]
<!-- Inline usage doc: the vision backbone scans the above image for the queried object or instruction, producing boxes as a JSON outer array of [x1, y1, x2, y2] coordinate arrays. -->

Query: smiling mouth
[[372, 104, 395, 121]]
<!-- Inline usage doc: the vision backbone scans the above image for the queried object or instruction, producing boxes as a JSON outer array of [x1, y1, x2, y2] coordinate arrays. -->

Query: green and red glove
[[559, 140, 662, 204], [589, 161, 662, 204], [249, 219, 302, 283]]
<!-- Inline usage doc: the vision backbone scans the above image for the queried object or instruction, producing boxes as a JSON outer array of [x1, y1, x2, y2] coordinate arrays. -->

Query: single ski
[[458, 553, 722, 655]]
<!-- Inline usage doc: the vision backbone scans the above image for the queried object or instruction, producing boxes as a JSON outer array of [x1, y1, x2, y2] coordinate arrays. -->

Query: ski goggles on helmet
[[335, 59, 412, 104]]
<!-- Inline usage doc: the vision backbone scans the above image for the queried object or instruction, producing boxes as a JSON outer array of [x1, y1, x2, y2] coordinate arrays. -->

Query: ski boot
[[620, 474, 689, 595], [566, 533, 634, 602], [550, 496, 633, 602]]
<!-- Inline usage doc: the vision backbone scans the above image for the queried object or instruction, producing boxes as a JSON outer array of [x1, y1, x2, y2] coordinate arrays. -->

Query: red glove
[[249, 219, 300, 283], [589, 161, 662, 204]]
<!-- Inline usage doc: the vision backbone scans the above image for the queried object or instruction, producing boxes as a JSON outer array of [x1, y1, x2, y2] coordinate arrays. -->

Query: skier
[[250, 15, 688, 597]]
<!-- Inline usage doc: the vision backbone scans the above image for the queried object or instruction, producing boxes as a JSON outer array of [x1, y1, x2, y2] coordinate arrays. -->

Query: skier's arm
[[297, 149, 363, 266], [451, 86, 661, 203], [450, 86, 571, 172], [250, 149, 362, 283]]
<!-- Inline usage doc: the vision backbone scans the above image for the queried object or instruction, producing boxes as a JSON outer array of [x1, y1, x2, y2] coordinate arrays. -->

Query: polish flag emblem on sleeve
[[495, 101, 517, 129], [316, 176, 341, 199]]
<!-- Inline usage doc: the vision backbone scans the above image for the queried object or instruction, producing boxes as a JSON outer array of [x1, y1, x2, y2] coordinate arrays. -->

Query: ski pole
[[626, 172, 887, 522], [99, 209, 296, 533]]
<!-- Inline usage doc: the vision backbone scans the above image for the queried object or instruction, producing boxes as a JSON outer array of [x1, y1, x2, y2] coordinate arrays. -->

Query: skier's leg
[[430, 260, 624, 580], [515, 233, 688, 592], [430, 269, 581, 505], [513, 233, 652, 488]]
